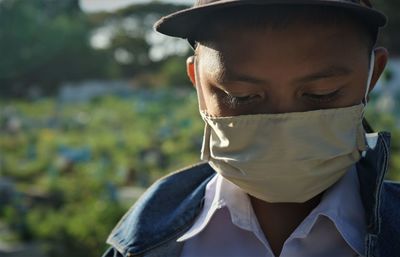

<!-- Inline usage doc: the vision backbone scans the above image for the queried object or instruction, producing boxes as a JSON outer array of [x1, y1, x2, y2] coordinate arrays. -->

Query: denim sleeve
[[101, 247, 124, 257]]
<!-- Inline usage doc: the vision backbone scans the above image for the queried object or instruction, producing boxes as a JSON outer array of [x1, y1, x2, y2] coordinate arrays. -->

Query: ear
[[368, 47, 389, 93], [186, 56, 196, 88]]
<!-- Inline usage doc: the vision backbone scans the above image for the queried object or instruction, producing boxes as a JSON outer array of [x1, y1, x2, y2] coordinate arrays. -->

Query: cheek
[[342, 80, 369, 106], [197, 82, 222, 115], [199, 84, 237, 116]]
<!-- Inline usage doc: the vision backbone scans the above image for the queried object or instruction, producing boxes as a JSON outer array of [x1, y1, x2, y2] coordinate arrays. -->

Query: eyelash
[[303, 90, 341, 103], [221, 89, 341, 109], [222, 94, 260, 108]]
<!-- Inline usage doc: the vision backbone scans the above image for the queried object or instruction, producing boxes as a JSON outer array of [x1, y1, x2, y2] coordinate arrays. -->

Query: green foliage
[[25, 201, 126, 257], [366, 107, 400, 181], [0, 0, 192, 98], [157, 56, 191, 87], [0, 0, 112, 97], [0, 89, 203, 256], [88, 2, 191, 85]]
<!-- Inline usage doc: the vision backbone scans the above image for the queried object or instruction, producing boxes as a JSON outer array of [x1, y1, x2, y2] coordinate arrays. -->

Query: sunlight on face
[[195, 23, 372, 117]]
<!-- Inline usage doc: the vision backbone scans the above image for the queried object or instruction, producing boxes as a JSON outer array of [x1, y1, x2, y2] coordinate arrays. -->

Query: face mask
[[199, 52, 375, 203]]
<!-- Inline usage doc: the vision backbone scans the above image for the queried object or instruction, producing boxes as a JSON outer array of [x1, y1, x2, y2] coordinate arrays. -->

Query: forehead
[[197, 23, 368, 80]]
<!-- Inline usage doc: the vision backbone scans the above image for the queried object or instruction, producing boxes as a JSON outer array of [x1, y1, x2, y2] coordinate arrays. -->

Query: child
[[103, 1, 400, 256]]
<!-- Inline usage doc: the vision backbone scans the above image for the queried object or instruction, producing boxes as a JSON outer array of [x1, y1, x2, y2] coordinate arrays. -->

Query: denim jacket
[[102, 132, 400, 257]]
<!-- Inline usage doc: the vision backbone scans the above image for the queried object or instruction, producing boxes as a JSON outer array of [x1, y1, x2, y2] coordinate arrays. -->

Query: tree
[[0, 0, 110, 97], [88, 2, 190, 84]]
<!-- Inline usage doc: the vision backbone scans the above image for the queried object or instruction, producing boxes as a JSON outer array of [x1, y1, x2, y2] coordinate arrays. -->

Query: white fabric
[[178, 165, 366, 257]]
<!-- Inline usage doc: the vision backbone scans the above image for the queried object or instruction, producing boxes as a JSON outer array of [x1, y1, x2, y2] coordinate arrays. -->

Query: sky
[[80, 0, 190, 12]]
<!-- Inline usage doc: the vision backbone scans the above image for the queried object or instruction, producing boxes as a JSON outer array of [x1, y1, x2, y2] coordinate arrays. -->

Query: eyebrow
[[218, 65, 353, 86], [219, 71, 268, 86], [294, 66, 354, 84]]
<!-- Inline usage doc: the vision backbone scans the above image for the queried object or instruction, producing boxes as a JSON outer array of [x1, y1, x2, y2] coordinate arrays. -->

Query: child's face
[[188, 22, 388, 117]]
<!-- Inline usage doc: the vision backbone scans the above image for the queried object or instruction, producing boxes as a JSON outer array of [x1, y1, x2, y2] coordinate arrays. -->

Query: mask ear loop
[[360, 51, 376, 152], [363, 51, 376, 108]]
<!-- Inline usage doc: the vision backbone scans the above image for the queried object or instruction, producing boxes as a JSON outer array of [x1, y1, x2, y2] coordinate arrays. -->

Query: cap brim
[[154, 0, 387, 39]]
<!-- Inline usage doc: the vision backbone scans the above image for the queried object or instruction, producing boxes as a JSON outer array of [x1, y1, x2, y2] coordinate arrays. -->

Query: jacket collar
[[356, 132, 391, 256], [106, 163, 216, 256], [357, 132, 391, 234]]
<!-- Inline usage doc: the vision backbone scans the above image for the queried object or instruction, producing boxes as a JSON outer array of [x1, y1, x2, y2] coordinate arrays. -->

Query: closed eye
[[223, 93, 261, 108], [303, 89, 341, 103]]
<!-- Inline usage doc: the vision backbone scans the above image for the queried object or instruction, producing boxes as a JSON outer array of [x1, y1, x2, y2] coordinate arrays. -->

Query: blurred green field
[[0, 88, 399, 257], [0, 88, 205, 257]]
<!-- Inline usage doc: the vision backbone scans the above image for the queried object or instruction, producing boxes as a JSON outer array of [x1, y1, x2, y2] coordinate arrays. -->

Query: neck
[[250, 194, 322, 257]]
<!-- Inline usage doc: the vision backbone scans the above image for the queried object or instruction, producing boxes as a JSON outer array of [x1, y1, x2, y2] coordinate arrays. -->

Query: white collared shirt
[[178, 165, 366, 257]]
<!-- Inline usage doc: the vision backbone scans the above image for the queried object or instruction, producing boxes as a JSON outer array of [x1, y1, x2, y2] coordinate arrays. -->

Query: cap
[[154, 0, 387, 39]]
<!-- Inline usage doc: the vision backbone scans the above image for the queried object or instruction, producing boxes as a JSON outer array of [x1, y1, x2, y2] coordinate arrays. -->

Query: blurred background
[[0, 0, 399, 256]]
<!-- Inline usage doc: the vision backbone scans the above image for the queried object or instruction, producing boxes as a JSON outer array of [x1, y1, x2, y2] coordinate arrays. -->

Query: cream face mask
[[199, 52, 375, 203]]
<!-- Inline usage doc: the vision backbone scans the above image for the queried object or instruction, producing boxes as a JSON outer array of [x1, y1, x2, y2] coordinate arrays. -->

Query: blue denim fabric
[[103, 132, 400, 257]]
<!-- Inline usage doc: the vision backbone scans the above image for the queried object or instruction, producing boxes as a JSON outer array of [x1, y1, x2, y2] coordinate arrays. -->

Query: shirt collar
[[290, 165, 366, 254], [177, 174, 258, 242], [177, 166, 366, 255]]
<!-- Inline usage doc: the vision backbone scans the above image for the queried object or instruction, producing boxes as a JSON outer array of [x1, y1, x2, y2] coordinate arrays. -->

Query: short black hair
[[191, 5, 378, 54]]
